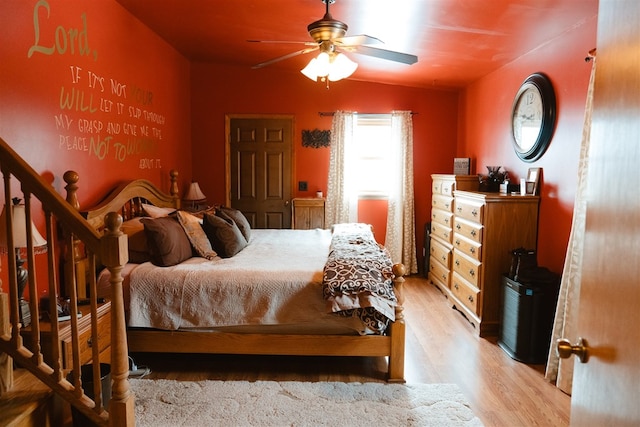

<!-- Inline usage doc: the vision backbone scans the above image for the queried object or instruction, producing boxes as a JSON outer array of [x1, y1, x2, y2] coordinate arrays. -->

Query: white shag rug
[[130, 379, 483, 426]]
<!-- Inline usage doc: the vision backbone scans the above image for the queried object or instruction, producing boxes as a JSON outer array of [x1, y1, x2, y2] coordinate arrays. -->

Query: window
[[352, 114, 394, 198]]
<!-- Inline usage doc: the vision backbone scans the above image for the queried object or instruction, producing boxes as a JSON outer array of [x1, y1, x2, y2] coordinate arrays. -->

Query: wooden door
[[227, 116, 293, 229], [568, 1, 640, 425]]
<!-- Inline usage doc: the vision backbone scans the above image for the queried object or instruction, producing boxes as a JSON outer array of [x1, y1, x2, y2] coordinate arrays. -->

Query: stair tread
[[0, 368, 53, 424]]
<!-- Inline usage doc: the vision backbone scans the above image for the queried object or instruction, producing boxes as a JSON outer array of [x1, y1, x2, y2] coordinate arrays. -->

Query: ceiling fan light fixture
[[300, 51, 357, 82], [328, 52, 357, 81]]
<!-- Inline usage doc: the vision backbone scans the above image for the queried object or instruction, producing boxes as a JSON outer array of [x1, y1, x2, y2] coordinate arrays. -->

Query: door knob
[[556, 337, 589, 363]]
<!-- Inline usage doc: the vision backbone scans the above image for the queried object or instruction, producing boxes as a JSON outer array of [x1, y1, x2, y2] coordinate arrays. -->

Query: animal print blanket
[[322, 223, 397, 335]]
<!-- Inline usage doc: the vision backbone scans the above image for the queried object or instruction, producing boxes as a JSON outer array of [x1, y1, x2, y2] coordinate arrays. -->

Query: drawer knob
[[445, 218, 449, 224], [456, 224, 461, 230], [470, 247, 475, 254], [454, 283, 459, 290], [471, 230, 477, 237], [455, 240, 460, 246], [469, 269, 475, 277], [87, 337, 92, 348], [468, 295, 474, 303], [441, 255, 446, 261], [455, 260, 460, 266], [472, 209, 478, 216], [445, 203, 450, 209], [457, 207, 462, 212]]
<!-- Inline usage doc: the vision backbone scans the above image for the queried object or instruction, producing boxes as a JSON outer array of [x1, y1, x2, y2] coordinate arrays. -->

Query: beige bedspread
[[127, 228, 366, 333]]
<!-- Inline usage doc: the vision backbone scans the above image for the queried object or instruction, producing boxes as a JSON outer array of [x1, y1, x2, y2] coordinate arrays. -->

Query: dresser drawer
[[429, 256, 451, 287], [453, 218, 483, 244], [455, 198, 484, 223], [453, 234, 482, 261], [452, 250, 482, 288], [431, 222, 452, 244], [432, 194, 454, 212], [62, 310, 111, 368], [451, 272, 480, 315], [429, 238, 451, 267], [431, 208, 453, 228]]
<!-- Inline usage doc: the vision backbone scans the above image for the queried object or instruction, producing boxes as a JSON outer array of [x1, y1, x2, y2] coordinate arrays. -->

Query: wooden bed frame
[[69, 170, 407, 383]]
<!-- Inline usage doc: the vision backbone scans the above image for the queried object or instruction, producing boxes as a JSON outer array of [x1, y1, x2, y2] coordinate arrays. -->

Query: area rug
[[130, 379, 483, 426]]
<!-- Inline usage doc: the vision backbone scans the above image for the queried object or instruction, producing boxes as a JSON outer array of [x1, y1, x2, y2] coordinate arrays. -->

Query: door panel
[[569, 1, 640, 425], [228, 116, 293, 229]]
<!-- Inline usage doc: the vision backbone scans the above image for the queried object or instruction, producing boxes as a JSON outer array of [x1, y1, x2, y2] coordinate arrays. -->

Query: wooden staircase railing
[[0, 137, 134, 426]]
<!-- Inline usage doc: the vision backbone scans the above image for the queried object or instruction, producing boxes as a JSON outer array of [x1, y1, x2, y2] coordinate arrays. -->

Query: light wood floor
[[131, 275, 571, 426]]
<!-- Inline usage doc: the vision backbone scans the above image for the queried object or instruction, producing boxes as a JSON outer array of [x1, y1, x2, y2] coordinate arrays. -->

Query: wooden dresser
[[428, 174, 478, 296], [21, 300, 111, 370], [292, 198, 325, 229], [451, 191, 539, 336]]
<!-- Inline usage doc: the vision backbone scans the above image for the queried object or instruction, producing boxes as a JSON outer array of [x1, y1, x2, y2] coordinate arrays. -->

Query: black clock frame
[[511, 72, 557, 162]]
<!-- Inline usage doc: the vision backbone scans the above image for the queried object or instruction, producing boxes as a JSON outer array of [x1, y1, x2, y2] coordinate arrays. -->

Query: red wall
[[458, 13, 599, 273], [190, 63, 459, 257], [0, 0, 192, 294], [0, 0, 600, 296]]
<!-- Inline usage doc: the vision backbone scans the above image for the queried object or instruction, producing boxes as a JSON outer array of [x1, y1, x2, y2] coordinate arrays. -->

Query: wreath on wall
[[302, 129, 331, 148]]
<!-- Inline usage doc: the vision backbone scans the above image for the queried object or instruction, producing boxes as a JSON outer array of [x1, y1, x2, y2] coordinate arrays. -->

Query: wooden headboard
[[64, 169, 181, 230]]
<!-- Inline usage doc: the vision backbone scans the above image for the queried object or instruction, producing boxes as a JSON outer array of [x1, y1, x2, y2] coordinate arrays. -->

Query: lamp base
[[19, 299, 31, 327]]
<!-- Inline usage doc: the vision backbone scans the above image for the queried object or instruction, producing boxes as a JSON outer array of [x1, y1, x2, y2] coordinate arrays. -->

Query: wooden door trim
[[224, 114, 296, 207]]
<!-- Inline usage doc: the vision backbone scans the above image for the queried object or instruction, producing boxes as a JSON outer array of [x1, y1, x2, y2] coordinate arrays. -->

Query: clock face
[[512, 84, 543, 152]]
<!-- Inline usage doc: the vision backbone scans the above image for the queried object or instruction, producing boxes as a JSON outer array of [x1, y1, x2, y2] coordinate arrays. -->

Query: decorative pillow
[[120, 217, 151, 263], [189, 206, 217, 220], [175, 211, 217, 259], [202, 213, 248, 258], [217, 206, 251, 242], [142, 203, 176, 218], [140, 216, 193, 266]]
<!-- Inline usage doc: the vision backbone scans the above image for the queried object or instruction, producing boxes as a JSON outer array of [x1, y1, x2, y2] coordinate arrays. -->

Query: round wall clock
[[511, 73, 556, 162]]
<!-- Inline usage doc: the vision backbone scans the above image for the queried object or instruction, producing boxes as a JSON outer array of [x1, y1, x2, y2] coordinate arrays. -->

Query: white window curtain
[[544, 52, 596, 395], [384, 111, 418, 274], [325, 111, 358, 225]]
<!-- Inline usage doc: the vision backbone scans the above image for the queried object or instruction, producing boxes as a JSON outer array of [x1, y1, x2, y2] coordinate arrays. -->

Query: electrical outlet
[[298, 181, 308, 191]]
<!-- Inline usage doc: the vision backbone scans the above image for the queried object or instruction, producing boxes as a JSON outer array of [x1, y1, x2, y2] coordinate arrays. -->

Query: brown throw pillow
[[202, 213, 248, 258], [120, 217, 151, 263], [217, 206, 251, 242], [140, 216, 193, 266], [176, 211, 217, 259]]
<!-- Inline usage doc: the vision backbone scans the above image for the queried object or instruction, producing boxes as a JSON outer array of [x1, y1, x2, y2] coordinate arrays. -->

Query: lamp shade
[[184, 182, 207, 202], [301, 52, 357, 82], [0, 200, 47, 252]]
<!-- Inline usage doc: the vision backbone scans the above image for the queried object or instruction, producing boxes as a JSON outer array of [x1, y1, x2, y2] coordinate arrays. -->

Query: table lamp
[[183, 181, 207, 211], [0, 197, 47, 327]]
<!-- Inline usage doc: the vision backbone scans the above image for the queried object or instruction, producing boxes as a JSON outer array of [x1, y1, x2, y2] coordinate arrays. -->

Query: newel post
[[100, 212, 135, 426]]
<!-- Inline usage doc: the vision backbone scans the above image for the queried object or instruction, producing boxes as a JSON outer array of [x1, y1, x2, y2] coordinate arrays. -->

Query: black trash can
[[498, 271, 560, 364], [68, 363, 111, 426]]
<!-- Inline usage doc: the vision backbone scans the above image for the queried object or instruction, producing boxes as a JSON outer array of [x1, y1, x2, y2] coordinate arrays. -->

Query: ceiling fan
[[248, 0, 418, 82]]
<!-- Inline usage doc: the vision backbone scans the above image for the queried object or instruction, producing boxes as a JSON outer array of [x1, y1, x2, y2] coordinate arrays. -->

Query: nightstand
[[21, 300, 111, 370], [292, 198, 325, 229]]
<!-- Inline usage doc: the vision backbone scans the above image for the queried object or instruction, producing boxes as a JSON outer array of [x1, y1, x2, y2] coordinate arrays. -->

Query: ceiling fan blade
[[351, 45, 418, 65], [335, 34, 383, 46], [247, 40, 317, 46], [251, 47, 319, 69]]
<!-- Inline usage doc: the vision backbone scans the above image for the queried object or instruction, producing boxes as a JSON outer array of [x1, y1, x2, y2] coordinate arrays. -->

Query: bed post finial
[[63, 170, 80, 211], [169, 169, 180, 207]]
